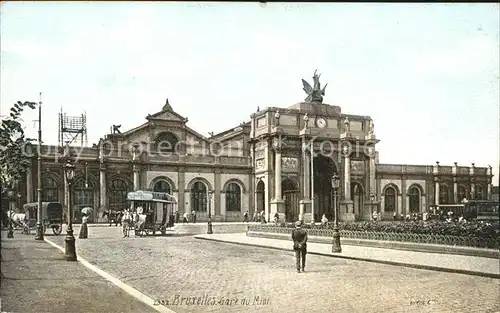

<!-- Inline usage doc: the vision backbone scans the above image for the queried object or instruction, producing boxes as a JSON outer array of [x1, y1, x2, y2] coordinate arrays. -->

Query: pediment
[[150, 110, 186, 122]]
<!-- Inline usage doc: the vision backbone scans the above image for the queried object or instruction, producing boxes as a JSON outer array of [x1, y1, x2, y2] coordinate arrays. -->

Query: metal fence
[[248, 225, 500, 249]]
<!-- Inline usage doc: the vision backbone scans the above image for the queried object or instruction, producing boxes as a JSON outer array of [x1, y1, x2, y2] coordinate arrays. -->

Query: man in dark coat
[[291, 221, 308, 273]]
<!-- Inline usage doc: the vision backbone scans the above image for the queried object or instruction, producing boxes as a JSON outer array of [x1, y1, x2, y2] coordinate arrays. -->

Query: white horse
[[7, 210, 29, 234], [121, 210, 133, 237]]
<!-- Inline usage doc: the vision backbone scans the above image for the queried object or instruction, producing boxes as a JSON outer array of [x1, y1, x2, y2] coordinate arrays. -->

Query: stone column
[[369, 152, 376, 197], [299, 136, 311, 222], [26, 166, 33, 203], [487, 165, 493, 200], [178, 166, 185, 214], [269, 135, 285, 222], [340, 143, 354, 220], [133, 164, 140, 191], [214, 168, 221, 221], [99, 164, 106, 211], [434, 181, 440, 205], [469, 163, 475, 199], [433, 161, 440, 205], [344, 151, 351, 201]]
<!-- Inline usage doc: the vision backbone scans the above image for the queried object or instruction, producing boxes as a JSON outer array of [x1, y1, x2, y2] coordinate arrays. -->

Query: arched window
[[458, 185, 467, 202], [153, 180, 171, 194], [351, 183, 363, 216], [42, 177, 59, 202], [384, 187, 396, 212], [439, 184, 451, 204], [225, 183, 241, 212], [191, 181, 207, 212], [476, 185, 484, 200], [73, 179, 94, 221], [109, 178, 130, 212], [155, 132, 178, 153], [408, 186, 420, 213], [256, 180, 265, 214]]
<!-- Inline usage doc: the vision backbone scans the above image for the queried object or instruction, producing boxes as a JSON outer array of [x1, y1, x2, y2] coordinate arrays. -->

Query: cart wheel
[[53, 225, 62, 235]]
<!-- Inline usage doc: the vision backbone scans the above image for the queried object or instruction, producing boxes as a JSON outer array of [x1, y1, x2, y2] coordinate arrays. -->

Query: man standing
[[243, 211, 249, 222], [291, 221, 308, 273]]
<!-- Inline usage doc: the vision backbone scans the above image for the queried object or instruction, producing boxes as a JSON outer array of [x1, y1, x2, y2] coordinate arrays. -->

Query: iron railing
[[248, 225, 500, 249]]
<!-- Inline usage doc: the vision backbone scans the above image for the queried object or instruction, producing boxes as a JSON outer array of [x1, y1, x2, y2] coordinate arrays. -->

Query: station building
[[19, 98, 494, 223]]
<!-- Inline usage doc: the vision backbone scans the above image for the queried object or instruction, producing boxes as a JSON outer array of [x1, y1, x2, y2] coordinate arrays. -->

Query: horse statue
[[132, 206, 147, 237], [6, 210, 30, 234]]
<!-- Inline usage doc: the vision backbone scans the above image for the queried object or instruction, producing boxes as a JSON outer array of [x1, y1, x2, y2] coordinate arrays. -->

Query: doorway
[[256, 180, 265, 215], [283, 178, 299, 222], [313, 155, 338, 221]]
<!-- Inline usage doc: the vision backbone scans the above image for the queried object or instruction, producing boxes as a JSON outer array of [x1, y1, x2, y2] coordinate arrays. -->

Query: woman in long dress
[[79, 214, 88, 238]]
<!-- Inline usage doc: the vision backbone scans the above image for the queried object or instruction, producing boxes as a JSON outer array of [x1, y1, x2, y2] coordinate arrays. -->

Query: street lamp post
[[331, 175, 341, 253], [35, 94, 44, 240], [64, 160, 77, 261], [207, 190, 213, 234], [7, 189, 14, 238]]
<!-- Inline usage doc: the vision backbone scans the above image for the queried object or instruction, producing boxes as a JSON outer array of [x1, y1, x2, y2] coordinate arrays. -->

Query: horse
[[121, 210, 133, 237], [132, 212, 147, 237], [6, 210, 30, 234], [102, 210, 123, 226]]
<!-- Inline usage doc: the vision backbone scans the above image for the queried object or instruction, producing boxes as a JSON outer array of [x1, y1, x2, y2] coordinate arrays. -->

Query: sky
[[1, 2, 499, 182]]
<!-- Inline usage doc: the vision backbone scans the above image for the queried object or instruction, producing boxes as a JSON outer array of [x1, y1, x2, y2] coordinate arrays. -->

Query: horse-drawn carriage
[[127, 190, 177, 236], [23, 202, 64, 235]]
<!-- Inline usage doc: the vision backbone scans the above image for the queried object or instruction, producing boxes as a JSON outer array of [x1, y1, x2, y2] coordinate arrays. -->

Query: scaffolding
[[58, 108, 88, 147]]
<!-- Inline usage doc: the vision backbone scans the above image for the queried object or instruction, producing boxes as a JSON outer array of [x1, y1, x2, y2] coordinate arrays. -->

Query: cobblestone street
[[43, 226, 500, 313]]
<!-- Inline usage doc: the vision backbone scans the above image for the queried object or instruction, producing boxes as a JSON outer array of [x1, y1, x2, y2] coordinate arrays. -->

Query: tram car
[[23, 202, 64, 235], [127, 190, 177, 236]]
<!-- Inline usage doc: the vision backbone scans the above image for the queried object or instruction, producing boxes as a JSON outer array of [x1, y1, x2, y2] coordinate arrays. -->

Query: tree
[[0, 101, 37, 192]]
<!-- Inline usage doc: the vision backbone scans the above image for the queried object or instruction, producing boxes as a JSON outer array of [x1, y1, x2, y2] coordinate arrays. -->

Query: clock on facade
[[316, 117, 327, 128]]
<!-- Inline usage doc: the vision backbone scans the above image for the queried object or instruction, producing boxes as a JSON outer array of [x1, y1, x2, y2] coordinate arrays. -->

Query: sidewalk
[[0, 231, 158, 313], [194, 233, 500, 279]]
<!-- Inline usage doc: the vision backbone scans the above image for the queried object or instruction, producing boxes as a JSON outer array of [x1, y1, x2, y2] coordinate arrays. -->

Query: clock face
[[316, 117, 327, 128]]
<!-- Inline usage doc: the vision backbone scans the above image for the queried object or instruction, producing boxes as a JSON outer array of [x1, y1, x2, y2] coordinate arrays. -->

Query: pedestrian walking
[[260, 210, 266, 224], [191, 210, 197, 223], [321, 214, 328, 226], [273, 212, 279, 225], [292, 221, 308, 273], [79, 214, 89, 239], [183, 212, 189, 223], [243, 211, 249, 222], [175, 210, 180, 223], [252, 211, 258, 222]]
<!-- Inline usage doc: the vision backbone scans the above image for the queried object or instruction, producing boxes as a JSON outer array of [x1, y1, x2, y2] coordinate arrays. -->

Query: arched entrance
[[313, 155, 337, 221], [256, 180, 265, 215], [283, 178, 299, 222]]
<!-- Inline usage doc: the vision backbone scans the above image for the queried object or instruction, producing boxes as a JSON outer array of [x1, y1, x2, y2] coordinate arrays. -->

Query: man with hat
[[291, 220, 308, 273]]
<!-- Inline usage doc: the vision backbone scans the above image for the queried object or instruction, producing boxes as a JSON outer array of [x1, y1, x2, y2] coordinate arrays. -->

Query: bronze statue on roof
[[302, 70, 328, 103]]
